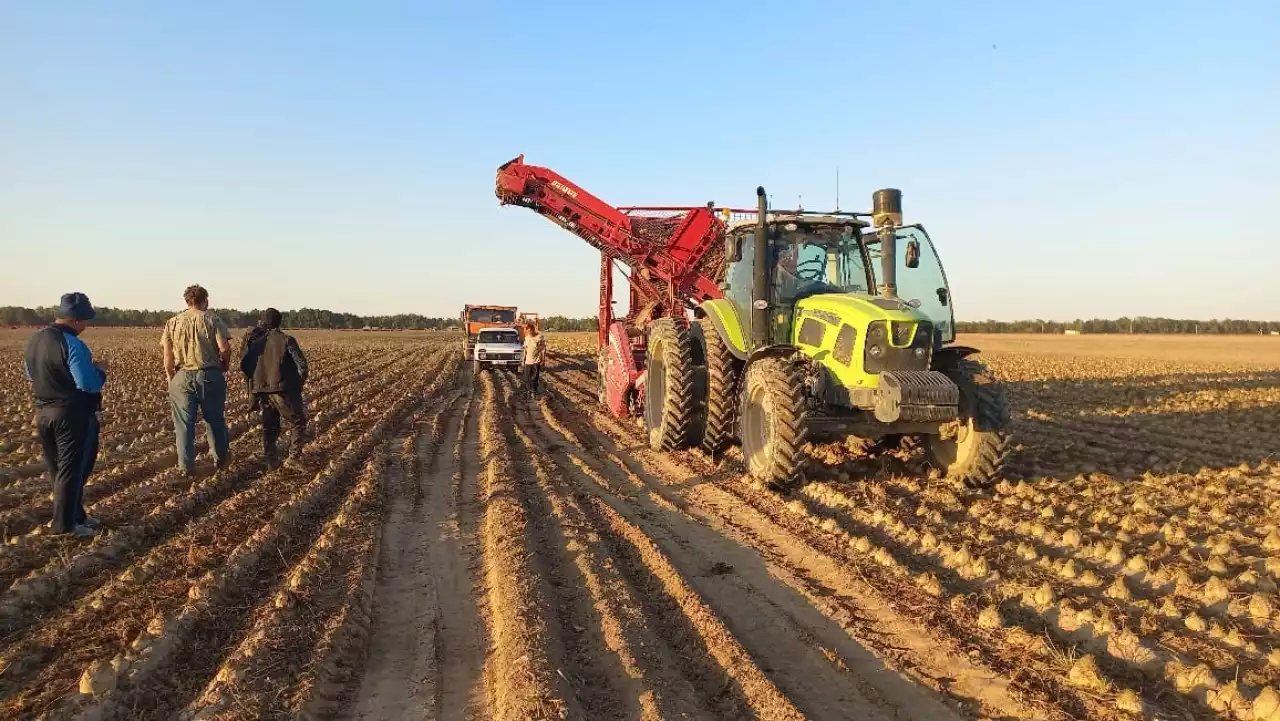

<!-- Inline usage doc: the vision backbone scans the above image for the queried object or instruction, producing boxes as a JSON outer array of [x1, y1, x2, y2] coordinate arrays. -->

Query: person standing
[[239, 309, 309, 470], [521, 322, 547, 399], [161, 284, 232, 475], [24, 293, 107, 538]]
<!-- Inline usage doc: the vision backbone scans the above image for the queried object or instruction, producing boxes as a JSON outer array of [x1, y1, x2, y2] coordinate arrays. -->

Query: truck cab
[[472, 327, 524, 373]]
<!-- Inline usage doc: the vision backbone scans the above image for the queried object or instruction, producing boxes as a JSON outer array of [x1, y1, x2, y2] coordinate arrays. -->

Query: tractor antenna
[[835, 167, 840, 212]]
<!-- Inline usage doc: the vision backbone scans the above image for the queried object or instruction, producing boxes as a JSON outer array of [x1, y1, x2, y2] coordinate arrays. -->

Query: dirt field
[[0, 328, 1277, 721]]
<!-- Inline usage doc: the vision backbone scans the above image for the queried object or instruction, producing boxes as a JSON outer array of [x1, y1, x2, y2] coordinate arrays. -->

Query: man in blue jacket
[[24, 293, 107, 538]]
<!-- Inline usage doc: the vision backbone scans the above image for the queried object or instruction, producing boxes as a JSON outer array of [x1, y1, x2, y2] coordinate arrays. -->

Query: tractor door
[[722, 230, 756, 346], [895, 226, 956, 343]]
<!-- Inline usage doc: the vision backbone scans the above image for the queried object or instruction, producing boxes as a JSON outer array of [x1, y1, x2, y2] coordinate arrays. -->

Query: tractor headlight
[[913, 346, 926, 358], [868, 344, 885, 358]]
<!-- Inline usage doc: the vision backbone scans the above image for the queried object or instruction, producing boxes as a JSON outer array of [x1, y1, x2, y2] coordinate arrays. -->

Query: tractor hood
[[794, 292, 926, 327]]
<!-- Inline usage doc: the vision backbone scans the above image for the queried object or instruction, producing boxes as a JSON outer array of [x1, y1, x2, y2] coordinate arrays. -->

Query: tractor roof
[[724, 212, 869, 234]]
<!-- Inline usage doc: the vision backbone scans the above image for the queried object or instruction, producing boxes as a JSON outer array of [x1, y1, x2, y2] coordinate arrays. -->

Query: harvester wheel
[[926, 358, 1012, 489], [740, 357, 809, 489], [698, 319, 740, 455], [644, 318, 698, 452]]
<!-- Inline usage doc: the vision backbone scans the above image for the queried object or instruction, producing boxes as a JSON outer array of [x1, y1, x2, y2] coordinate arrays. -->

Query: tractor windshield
[[771, 225, 873, 303]]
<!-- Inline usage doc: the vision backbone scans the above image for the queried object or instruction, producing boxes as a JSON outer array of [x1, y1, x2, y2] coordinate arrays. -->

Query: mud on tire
[[644, 318, 699, 452], [740, 356, 809, 489], [697, 318, 740, 455], [926, 358, 1012, 488]]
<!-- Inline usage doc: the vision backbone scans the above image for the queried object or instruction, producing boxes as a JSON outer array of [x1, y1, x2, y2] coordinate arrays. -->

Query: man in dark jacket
[[24, 293, 107, 538], [239, 309, 309, 470]]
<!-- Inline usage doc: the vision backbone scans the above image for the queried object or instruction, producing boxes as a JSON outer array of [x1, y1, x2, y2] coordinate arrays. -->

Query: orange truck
[[461, 304, 518, 357]]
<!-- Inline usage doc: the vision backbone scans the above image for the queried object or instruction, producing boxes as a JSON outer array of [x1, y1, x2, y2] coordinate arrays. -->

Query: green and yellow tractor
[[496, 155, 1013, 489]]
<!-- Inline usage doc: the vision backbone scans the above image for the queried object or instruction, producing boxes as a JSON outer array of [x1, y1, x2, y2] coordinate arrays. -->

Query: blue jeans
[[169, 369, 229, 472]]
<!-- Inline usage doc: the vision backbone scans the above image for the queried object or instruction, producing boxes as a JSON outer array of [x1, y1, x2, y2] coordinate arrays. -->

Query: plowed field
[[1, 329, 1277, 721]]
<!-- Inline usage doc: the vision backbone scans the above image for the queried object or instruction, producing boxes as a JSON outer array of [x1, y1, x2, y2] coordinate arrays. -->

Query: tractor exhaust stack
[[751, 186, 769, 348], [873, 188, 902, 298]]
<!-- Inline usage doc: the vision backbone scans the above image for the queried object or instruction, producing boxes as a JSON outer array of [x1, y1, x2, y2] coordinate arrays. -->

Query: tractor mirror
[[936, 287, 949, 306], [726, 234, 741, 263], [905, 239, 921, 268]]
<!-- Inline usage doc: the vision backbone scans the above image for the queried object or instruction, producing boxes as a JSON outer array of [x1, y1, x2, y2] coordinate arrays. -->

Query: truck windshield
[[771, 227, 872, 302], [469, 309, 515, 323], [478, 330, 520, 344]]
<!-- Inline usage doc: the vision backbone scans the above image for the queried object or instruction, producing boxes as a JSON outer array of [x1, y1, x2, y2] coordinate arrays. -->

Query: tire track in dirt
[[545, 361, 1040, 720], [346, 374, 488, 721]]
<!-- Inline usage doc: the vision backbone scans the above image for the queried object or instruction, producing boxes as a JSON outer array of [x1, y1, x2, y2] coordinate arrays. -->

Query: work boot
[[215, 452, 233, 471], [81, 515, 103, 529], [54, 525, 98, 539]]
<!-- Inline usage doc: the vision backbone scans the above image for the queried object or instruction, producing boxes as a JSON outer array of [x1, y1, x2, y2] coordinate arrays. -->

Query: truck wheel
[[926, 358, 1012, 489], [740, 357, 809, 489], [698, 318, 740, 455], [644, 318, 698, 452]]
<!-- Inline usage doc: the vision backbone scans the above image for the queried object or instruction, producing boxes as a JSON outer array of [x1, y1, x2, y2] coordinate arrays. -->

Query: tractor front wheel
[[644, 318, 699, 452], [740, 357, 809, 489], [926, 358, 1012, 488]]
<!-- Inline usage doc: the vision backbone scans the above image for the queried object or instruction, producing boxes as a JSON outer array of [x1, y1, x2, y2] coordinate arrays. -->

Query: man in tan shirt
[[161, 284, 233, 475], [521, 322, 547, 399]]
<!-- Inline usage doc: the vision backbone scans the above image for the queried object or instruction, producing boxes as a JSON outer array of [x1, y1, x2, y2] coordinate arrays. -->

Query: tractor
[[496, 156, 1012, 489]]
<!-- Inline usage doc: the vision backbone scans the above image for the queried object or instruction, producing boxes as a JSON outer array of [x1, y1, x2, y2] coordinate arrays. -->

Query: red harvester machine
[[496, 154, 733, 419]]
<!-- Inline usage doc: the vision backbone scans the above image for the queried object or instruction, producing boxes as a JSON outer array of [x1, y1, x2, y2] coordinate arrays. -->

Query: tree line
[[0, 305, 600, 332], [956, 317, 1280, 335], [4, 305, 1275, 335]]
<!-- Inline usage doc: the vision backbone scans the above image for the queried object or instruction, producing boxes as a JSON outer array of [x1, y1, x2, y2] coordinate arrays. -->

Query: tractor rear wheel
[[644, 318, 698, 452], [698, 319, 740, 455], [926, 358, 1012, 488], [740, 357, 809, 489]]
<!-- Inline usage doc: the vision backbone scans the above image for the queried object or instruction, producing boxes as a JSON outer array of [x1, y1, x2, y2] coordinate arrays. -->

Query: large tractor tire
[[740, 356, 809, 489], [698, 318, 740, 455], [926, 358, 1012, 489], [644, 318, 699, 452]]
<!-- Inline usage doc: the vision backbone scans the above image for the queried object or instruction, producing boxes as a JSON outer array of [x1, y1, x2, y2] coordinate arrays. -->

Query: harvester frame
[[496, 155, 1012, 489]]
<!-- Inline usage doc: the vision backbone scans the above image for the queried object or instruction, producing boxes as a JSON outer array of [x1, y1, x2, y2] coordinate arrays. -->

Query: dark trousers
[[522, 362, 543, 395], [169, 369, 230, 472], [258, 391, 307, 460], [37, 408, 98, 533]]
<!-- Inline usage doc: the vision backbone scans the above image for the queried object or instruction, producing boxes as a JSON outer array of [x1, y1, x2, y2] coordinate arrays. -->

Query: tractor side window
[[895, 227, 955, 342]]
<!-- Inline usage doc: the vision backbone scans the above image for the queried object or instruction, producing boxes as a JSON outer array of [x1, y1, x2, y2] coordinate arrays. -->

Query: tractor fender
[[746, 344, 802, 367], [932, 344, 981, 370], [696, 299, 748, 360]]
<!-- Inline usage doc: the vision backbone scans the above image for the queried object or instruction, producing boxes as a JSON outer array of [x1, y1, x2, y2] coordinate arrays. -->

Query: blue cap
[[57, 292, 96, 321]]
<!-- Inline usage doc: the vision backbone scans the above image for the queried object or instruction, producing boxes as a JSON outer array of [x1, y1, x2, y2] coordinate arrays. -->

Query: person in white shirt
[[521, 323, 547, 398]]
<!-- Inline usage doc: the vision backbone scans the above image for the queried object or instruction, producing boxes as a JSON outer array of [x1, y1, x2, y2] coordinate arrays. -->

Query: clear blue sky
[[2, 1, 1277, 321]]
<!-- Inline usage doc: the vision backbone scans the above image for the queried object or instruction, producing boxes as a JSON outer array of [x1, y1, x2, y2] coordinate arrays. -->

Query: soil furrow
[[474, 370, 573, 720]]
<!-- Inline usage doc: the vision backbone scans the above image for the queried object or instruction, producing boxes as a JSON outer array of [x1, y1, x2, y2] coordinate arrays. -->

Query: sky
[[1, 1, 1277, 321]]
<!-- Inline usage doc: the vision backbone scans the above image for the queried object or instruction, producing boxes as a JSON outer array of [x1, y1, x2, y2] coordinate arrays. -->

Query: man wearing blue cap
[[23, 292, 107, 538]]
